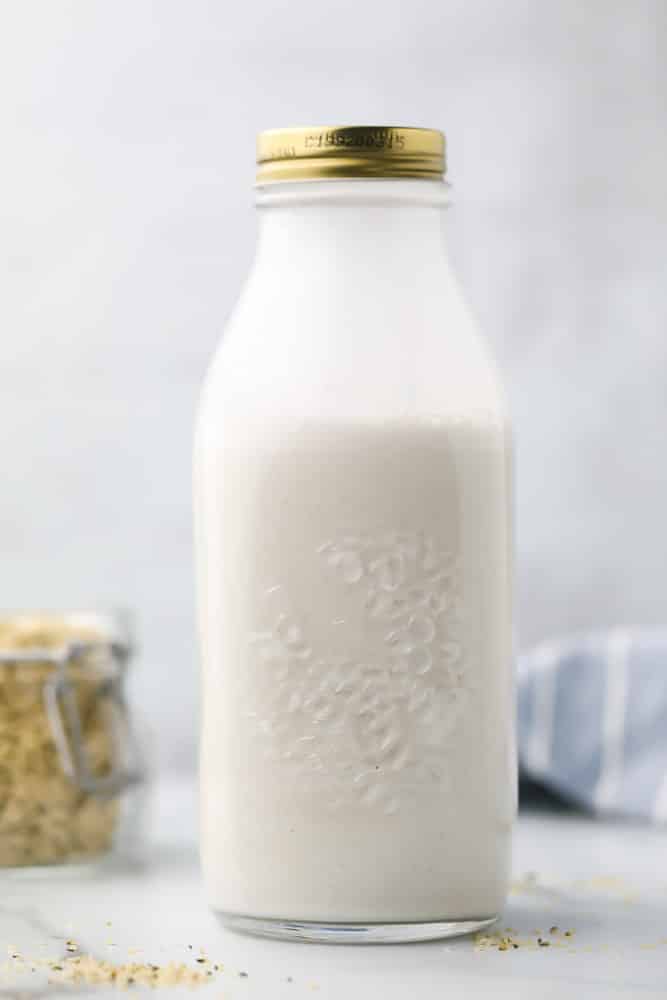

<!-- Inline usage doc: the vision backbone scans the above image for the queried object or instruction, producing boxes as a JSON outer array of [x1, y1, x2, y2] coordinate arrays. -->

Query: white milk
[[195, 133, 515, 941]]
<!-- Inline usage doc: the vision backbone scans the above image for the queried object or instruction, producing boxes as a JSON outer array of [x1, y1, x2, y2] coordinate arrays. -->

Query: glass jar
[[0, 612, 145, 870], [195, 126, 515, 942]]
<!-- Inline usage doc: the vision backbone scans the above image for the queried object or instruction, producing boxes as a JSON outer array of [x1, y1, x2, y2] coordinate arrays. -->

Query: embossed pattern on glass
[[247, 531, 470, 815]]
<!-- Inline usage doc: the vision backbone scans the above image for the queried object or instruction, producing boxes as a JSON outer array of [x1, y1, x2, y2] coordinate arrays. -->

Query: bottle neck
[[221, 178, 503, 426], [252, 179, 452, 282]]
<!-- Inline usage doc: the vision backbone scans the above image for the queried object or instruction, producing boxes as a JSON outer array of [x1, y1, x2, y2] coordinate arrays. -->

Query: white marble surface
[[1, 777, 666, 998]]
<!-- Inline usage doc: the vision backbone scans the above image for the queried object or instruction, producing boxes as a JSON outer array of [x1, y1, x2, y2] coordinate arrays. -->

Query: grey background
[[1, 0, 665, 771]]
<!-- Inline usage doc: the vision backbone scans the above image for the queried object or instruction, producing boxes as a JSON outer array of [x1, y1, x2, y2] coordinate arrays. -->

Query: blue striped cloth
[[518, 629, 667, 823]]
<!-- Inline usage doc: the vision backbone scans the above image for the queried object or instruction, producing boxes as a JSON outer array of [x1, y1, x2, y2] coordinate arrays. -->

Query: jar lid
[[0, 611, 131, 663], [256, 126, 446, 184]]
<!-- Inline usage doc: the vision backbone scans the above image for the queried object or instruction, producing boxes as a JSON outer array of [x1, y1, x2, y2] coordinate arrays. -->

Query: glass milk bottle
[[194, 126, 515, 943]]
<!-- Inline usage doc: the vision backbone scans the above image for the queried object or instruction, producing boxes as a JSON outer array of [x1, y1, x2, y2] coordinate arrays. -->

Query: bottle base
[[217, 912, 499, 944]]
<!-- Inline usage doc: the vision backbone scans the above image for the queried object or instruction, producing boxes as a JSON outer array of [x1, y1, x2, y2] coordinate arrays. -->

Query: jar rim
[[0, 611, 133, 665]]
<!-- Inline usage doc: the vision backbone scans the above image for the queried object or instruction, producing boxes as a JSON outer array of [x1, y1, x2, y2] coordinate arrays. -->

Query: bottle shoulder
[[197, 260, 508, 431]]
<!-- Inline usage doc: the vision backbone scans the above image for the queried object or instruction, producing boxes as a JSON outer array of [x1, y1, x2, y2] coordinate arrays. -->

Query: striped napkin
[[518, 628, 667, 823]]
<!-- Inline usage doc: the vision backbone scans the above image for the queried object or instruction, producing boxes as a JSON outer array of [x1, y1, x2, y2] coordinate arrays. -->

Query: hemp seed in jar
[[0, 613, 144, 869]]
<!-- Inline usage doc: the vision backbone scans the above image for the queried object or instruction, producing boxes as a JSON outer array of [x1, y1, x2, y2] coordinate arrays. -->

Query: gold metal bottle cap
[[256, 126, 446, 184]]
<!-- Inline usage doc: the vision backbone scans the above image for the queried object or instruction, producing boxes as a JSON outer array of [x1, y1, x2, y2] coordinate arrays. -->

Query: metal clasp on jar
[[33, 639, 144, 798]]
